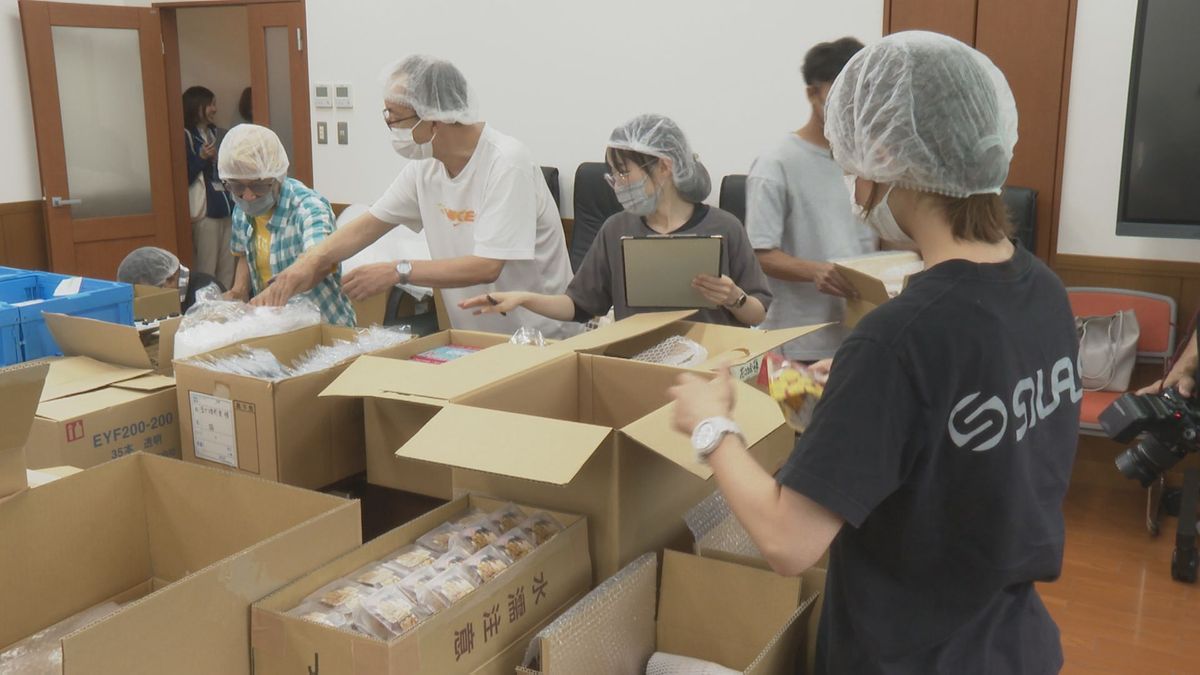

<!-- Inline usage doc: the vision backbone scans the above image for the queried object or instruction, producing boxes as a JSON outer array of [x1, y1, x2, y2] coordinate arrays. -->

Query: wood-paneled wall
[[1055, 254, 1200, 331], [0, 201, 49, 270]]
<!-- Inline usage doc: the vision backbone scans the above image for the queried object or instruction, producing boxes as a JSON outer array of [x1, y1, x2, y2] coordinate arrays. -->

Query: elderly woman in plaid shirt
[[218, 125, 356, 326]]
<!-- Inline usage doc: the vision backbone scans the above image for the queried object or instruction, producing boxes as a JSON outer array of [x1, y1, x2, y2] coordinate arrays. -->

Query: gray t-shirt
[[746, 134, 876, 360], [566, 204, 772, 326]]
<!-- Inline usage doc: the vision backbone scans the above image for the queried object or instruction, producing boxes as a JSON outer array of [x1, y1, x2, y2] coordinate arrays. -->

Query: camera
[[1100, 388, 1200, 487]]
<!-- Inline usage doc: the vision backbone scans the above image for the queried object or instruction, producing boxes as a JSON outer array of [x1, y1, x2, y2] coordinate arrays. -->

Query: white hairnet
[[824, 31, 1018, 198], [607, 114, 712, 203], [217, 124, 290, 181], [117, 247, 180, 287], [380, 55, 477, 125]]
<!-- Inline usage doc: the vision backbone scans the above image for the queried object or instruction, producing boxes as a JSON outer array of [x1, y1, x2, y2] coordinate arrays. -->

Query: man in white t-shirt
[[252, 55, 574, 338]]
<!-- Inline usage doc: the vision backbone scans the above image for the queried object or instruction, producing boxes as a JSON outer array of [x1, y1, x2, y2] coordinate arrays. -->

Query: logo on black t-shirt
[[948, 355, 1082, 452]]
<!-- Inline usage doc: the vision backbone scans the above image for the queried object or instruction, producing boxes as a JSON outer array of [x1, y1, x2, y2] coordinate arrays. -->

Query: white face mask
[[844, 175, 916, 247], [390, 121, 435, 160]]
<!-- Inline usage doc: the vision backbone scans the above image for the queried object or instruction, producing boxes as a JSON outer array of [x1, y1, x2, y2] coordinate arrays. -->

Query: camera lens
[[1115, 436, 1183, 487]]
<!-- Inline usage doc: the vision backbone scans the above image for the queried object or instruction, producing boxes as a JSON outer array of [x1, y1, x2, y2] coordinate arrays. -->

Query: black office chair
[[719, 174, 748, 226], [541, 166, 561, 211], [570, 162, 623, 272], [1001, 186, 1037, 251]]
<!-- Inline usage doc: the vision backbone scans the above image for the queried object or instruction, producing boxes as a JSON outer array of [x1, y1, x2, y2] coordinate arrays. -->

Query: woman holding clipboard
[[461, 114, 770, 327]]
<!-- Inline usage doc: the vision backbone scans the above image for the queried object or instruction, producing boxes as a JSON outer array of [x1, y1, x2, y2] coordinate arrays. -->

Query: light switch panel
[[337, 121, 348, 145], [316, 121, 327, 145]]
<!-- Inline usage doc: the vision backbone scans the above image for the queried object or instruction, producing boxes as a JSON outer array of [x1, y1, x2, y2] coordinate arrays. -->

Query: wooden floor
[[1042, 480, 1200, 674]]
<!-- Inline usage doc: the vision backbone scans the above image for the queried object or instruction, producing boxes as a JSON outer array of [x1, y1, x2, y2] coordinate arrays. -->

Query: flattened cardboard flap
[[657, 551, 802, 670], [0, 361, 49, 498], [395, 404, 611, 485], [553, 310, 697, 353], [40, 356, 152, 402], [133, 284, 182, 321], [833, 251, 923, 305], [44, 312, 154, 370]]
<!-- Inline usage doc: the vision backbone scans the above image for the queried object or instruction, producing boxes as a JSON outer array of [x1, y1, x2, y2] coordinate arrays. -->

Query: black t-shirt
[[183, 271, 225, 313], [777, 246, 1081, 674]]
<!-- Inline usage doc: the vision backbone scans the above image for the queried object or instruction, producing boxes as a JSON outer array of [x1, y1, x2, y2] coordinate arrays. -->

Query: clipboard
[[621, 235, 724, 309]]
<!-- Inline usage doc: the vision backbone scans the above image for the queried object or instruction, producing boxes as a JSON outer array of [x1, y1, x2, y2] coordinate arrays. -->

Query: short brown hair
[[864, 185, 1012, 243]]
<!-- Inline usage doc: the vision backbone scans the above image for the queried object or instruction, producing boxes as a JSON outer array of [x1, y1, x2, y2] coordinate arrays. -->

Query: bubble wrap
[[0, 602, 121, 675], [631, 336, 709, 368], [645, 652, 740, 675], [521, 553, 657, 674], [186, 326, 412, 381], [174, 294, 323, 360], [683, 491, 763, 562]]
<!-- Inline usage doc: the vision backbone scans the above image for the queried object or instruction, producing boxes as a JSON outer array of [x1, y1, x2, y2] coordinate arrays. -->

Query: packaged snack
[[758, 353, 824, 432], [382, 544, 438, 575], [420, 568, 479, 610], [289, 602, 352, 630], [432, 545, 474, 572], [309, 580, 369, 615], [494, 527, 537, 561], [353, 563, 404, 589], [487, 502, 526, 532], [355, 587, 431, 639], [454, 514, 502, 552], [520, 512, 564, 545], [409, 344, 480, 364], [416, 523, 460, 554], [462, 545, 513, 584], [396, 566, 440, 604]]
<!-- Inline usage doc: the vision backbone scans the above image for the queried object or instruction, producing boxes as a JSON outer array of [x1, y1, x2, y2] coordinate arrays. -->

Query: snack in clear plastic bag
[[420, 568, 479, 610], [488, 502, 526, 533], [454, 515, 503, 552], [520, 512, 564, 545], [354, 587, 431, 639], [432, 545, 474, 572], [310, 580, 369, 615], [289, 602, 353, 630], [463, 545, 514, 584], [509, 326, 546, 347], [382, 544, 438, 576], [416, 523, 460, 553], [758, 352, 824, 432], [353, 563, 405, 589], [494, 527, 537, 561]]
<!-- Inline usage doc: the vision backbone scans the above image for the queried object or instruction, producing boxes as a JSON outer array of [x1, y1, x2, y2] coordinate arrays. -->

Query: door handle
[[51, 196, 82, 207]]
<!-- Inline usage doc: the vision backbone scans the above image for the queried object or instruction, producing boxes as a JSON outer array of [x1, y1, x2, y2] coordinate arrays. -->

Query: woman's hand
[[669, 364, 737, 436], [199, 142, 217, 160], [459, 292, 526, 316], [692, 274, 742, 307], [808, 358, 833, 385]]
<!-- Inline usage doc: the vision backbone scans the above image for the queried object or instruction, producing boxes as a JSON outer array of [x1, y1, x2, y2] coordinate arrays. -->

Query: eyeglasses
[[603, 164, 651, 189], [222, 179, 277, 196], [381, 108, 420, 128]]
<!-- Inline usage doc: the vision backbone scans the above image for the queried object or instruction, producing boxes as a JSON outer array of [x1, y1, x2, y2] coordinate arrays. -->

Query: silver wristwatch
[[395, 260, 413, 285], [690, 416, 744, 464]]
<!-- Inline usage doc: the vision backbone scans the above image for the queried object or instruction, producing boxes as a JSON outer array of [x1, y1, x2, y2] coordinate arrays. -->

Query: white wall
[[177, 7, 250, 130], [1056, 0, 1200, 262], [305, 0, 884, 214]]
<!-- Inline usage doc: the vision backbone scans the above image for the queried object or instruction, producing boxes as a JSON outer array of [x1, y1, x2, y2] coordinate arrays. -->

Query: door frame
[[156, 0, 310, 267]]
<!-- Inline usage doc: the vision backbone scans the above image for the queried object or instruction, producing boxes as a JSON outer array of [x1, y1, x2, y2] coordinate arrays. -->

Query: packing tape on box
[[521, 553, 657, 674], [351, 635, 420, 673], [683, 491, 763, 561]]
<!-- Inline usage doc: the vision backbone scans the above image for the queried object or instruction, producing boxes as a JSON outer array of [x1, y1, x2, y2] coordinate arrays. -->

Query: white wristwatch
[[690, 416, 744, 464], [395, 260, 413, 285]]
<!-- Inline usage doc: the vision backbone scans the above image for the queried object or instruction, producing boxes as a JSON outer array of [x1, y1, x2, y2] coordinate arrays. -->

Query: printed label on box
[[190, 391, 237, 468]]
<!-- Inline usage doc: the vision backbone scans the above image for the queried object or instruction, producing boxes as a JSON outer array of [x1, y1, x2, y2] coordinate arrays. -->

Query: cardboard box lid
[[36, 384, 163, 421], [0, 362, 49, 498], [39, 356, 152, 403], [833, 251, 923, 305], [133, 284, 182, 320], [396, 404, 613, 485], [321, 343, 568, 404], [44, 312, 155, 371], [551, 310, 697, 353]]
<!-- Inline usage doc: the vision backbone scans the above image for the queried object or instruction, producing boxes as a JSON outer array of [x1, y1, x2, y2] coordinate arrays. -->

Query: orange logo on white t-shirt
[[439, 204, 476, 226]]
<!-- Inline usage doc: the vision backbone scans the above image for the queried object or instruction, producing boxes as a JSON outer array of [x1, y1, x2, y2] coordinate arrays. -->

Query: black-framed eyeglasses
[[222, 179, 277, 196], [382, 108, 420, 128]]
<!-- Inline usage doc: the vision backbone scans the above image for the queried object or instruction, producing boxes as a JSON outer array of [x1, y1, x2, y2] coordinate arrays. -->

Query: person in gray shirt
[[747, 37, 877, 361], [461, 114, 771, 327]]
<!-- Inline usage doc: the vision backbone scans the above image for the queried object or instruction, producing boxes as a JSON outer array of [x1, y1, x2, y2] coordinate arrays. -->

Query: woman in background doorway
[[183, 85, 236, 289]]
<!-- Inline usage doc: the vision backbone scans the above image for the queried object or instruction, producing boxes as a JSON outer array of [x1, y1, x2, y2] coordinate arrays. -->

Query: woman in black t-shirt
[[670, 32, 1080, 675]]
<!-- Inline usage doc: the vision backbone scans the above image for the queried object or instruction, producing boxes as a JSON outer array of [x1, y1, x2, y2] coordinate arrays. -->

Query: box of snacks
[[251, 495, 590, 675]]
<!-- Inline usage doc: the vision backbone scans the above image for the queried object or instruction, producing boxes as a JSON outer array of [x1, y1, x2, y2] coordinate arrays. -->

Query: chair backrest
[[1001, 186, 1037, 251], [1067, 287, 1177, 359], [719, 174, 748, 226], [570, 162, 623, 272], [541, 166, 561, 211]]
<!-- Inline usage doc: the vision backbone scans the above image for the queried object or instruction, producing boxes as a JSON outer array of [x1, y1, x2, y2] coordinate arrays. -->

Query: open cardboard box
[[173, 323, 419, 489], [329, 346, 795, 581], [251, 494, 591, 675], [0, 360, 49, 500], [0, 452, 361, 675], [520, 550, 818, 675], [832, 251, 923, 328], [23, 314, 180, 471], [553, 310, 825, 382], [132, 284, 182, 321]]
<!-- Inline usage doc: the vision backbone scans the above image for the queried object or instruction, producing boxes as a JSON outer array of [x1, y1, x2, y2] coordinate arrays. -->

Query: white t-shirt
[[369, 126, 574, 339]]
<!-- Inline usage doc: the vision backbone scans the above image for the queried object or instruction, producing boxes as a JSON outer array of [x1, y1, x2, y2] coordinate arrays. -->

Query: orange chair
[[1067, 287, 1176, 434]]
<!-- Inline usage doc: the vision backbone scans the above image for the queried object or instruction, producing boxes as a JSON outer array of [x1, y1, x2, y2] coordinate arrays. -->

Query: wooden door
[[19, 1, 179, 278], [248, 2, 312, 185]]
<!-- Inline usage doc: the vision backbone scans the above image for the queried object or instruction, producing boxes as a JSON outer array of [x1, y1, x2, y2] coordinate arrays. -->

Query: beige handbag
[[1076, 310, 1140, 392]]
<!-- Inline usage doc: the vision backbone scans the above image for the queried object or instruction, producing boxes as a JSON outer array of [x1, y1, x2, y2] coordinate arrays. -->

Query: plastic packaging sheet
[[0, 602, 121, 675], [174, 287, 324, 359], [521, 553, 657, 674], [509, 327, 547, 347], [631, 336, 709, 368], [683, 491, 763, 562], [646, 652, 740, 675], [186, 326, 413, 381]]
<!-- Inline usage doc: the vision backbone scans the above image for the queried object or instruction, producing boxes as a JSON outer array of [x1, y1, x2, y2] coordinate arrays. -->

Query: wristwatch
[[395, 260, 413, 285], [691, 416, 744, 464], [726, 291, 748, 309]]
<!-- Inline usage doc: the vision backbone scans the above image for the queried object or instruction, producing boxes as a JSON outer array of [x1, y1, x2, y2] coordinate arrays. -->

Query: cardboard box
[[173, 323, 419, 489], [555, 310, 823, 383], [23, 314, 180, 470], [325, 331, 555, 499], [339, 348, 795, 581], [0, 452, 362, 675], [251, 494, 591, 675], [0, 361, 48, 499], [132, 284, 181, 321], [353, 289, 433, 327], [25, 464, 82, 487], [833, 251, 923, 328], [520, 550, 818, 675]]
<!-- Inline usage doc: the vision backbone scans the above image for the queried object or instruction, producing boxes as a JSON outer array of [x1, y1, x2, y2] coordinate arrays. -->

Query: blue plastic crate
[[0, 272, 133, 361], [0, 304, 19, 366]]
